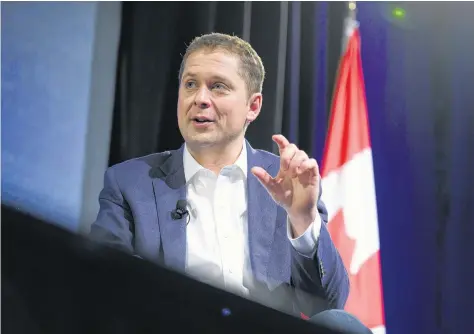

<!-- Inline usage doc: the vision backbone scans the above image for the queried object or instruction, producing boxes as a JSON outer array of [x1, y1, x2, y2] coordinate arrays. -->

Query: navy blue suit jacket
[[90, 141, 349, 316]]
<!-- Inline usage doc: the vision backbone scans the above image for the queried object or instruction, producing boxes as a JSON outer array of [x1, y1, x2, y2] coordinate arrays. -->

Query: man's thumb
[[251, 167, 276, 192]]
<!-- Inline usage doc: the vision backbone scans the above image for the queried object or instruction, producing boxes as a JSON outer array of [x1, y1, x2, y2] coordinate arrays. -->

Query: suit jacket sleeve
[[290, 184, 350, 316], [89, 167, 135, 254]]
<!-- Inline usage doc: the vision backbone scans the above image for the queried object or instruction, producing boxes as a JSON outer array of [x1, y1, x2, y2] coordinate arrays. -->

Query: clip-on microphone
[[171, 199, 190, 225]]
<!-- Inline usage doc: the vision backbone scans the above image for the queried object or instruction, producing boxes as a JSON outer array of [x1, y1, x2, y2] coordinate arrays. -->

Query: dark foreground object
[[2, 205, 353, 334]]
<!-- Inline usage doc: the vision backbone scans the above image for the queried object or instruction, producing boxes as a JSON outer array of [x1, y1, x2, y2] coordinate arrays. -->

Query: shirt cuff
[[287, 214, 322, 257]]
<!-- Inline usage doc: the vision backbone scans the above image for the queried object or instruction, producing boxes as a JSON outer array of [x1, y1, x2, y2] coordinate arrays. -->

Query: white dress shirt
[[183, 142, 322, 296]]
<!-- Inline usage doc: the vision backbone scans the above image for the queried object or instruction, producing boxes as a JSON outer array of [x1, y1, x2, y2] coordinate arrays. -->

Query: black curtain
[[108, 1, 347, 166]]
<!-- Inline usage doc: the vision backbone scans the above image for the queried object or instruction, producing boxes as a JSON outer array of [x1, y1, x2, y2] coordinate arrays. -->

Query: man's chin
[[186, 134, 219, 148], [184, 131, 244, 151]]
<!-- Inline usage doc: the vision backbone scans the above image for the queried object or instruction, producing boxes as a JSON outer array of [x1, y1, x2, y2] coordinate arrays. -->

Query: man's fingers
[[298, 158, 319, 176], [280, 144, 298, 171], [272, 134, 317, 178], [272, 134, 290, 153], [251, 167, 277, 192], [289, 151, 309, 177]]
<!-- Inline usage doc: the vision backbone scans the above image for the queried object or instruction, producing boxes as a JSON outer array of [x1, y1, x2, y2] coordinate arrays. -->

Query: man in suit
[[90, 33, 370, 333]]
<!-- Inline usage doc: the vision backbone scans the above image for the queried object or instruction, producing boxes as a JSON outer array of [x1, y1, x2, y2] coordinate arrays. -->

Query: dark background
[[108, 2, 474, 334], [108, 1, 347, 164]]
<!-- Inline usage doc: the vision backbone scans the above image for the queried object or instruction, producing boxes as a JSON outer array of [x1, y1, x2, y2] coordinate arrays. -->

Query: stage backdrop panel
[[1, 2, 121, 232]]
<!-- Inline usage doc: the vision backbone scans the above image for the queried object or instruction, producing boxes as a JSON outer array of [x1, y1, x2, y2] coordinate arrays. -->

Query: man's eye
[[184, 81, 196, 89], [212, 82, 226, 90]]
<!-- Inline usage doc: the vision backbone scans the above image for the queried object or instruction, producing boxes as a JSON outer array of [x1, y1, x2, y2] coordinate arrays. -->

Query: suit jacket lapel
[[246, 141, 279, 283], [153, 146, 187, 272]]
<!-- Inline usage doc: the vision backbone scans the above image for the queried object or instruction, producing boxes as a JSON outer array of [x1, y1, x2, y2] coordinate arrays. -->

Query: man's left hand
[[251, 134, 320, 237]]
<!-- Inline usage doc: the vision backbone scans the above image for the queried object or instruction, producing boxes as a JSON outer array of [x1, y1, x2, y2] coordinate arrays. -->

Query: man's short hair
[[178, 33, 265, 97]]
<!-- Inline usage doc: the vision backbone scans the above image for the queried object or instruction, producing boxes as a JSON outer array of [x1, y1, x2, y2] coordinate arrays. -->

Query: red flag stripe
[[321, 28, 370, 178]]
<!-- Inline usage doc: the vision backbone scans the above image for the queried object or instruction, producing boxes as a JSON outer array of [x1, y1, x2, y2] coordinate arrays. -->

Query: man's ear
[[246, 93, 263, 124]]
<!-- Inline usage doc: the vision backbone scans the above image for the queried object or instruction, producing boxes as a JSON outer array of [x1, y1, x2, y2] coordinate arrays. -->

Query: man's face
[[177, 50, 261, 150]]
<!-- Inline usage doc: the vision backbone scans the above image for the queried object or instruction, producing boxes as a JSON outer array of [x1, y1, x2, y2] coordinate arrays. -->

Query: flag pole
[[341, 2, 358, 55], [348, 1, 357, 20]]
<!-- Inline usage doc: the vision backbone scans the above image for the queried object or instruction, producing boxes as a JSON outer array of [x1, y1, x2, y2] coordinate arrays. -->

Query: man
[[90, 33, 370, 333]]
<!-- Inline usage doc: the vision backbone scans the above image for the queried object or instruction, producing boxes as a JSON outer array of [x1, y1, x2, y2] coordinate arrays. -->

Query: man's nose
[[194, 87, 211, 109]]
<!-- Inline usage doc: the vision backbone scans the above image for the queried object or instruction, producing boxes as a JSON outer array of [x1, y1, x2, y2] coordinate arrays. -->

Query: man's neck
[[187, 139, 245, 175]]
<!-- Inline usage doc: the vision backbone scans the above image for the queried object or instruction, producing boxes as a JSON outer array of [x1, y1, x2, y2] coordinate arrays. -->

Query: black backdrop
[[108, 1, 347, 165]]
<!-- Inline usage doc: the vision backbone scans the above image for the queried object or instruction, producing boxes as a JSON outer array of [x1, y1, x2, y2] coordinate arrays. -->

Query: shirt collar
[[183, 142, 248, 182]]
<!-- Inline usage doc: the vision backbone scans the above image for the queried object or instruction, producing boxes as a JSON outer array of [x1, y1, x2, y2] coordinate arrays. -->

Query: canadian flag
[[320, 17, 385, 333]]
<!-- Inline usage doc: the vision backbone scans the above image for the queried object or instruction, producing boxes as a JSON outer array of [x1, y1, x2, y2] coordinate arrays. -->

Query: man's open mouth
[[192, 117, 214, 123]]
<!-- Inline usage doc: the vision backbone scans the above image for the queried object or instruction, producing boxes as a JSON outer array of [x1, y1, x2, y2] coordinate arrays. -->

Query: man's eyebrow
[[210, 75, 231, 82], [182, 72, 196, 79], [182, 73, 231, 83]]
